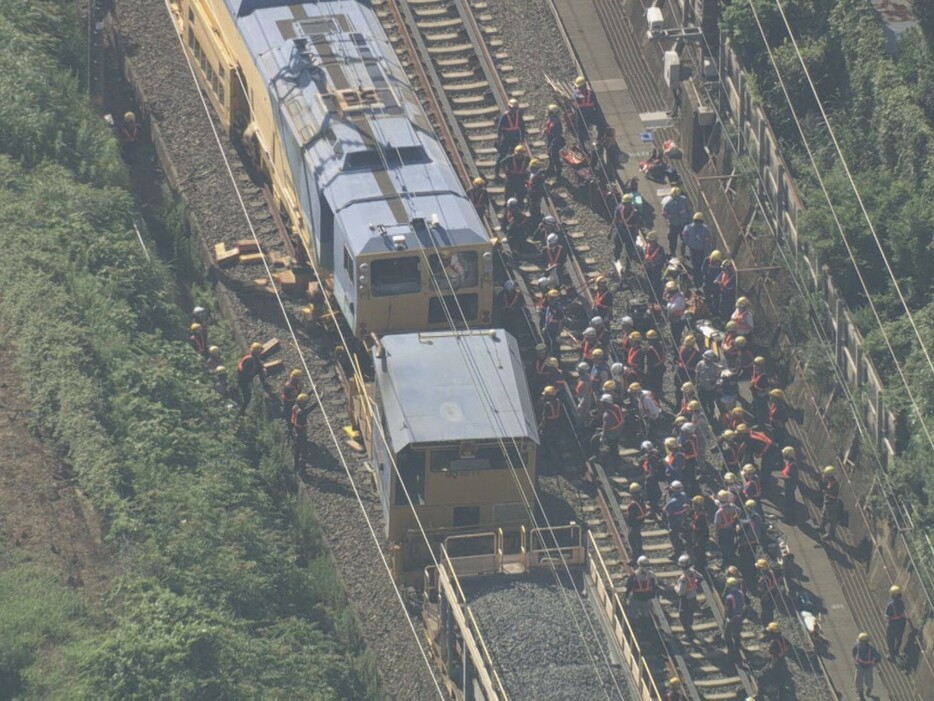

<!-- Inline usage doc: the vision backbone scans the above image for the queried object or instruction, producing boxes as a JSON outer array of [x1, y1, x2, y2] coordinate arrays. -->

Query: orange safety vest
[[748, 430, 773, 456], [468, 186, 488, 209], [542, 396, 561, 421], [632, 571, 655, 593], [646, 344, 666, 370], [771, 636, 789, 660], [594, 288, 612, 313], [576, 86, 595, 108], [751, 369, 769, 393], [627, 499, 646, 524], [238, 353, 261, 378], [644, 240, 664, 266], [604, 403, 625, 431], [717, 506, 737, 529], [500, 108, 522, 132], [291, 403, 308, 432], [758, 569, 778, 595], [505, 154, 529, 175], [681, 570, 699, 595], [854, 643, 876, 666], [546, 245, 564, 267], [682, 436, 698, 461]]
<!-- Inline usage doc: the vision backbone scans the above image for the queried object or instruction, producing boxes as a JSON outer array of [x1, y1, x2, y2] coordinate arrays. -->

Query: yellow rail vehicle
[[170, 0, 495, 336]]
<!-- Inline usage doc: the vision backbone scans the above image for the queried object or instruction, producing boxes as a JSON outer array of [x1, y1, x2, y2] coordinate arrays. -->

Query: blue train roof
[[375, 331, 539, 451], [227, 0, 488, 256]]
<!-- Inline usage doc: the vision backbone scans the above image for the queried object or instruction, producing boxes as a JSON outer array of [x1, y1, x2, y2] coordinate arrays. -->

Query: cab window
[[371, 256, 421, 296], [428, 251, 478, 291]]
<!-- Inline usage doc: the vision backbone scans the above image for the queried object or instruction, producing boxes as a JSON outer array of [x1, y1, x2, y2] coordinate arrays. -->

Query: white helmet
[[538, 276, 550, 287], [583, 327, 597, 338], [641, 440, 654, 452], [544, 215, 556, 224], [192, 305, 206, 317], [637, 555, 650, 567], [591, 316, 604, 326], [678, 554, 691, 567], [670, 480, 683, 491], [507, 197, 519, 207], [682, 422, 695, 434], [504, 279, 515, 291], [546, 233, 559, 245], [703, 350, 717, 361], [577, 361, 590, 372], [600, 393, 614, 403], [611, 362, 624, 375], [621, 316, 634, 327]]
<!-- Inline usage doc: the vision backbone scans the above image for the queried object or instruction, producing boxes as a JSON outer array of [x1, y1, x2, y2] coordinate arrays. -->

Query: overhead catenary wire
[[160, 3, 446, 696]]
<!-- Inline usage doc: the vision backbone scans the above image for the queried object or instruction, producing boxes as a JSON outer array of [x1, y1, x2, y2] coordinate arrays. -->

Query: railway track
[[372, 2, 847, 701]]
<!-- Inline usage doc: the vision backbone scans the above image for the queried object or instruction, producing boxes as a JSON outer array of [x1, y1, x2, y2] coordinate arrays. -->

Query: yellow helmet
[[543, 385, 557, 397], [214, 365, 226, 375], [473, 176, 485, 187], [646, 329, 659, 340], [754, 356, 766, 365], [782, 446, 796, 458], [514, 144, 526, 154], [736, 423, 749, 434], [732, 407, 745, 418], [709, 250, 722, 262], [674, 415, 687, 426], [735, 335, 748, 347], [692, 495, 705, 505], [645, 231, 657, 242], [726, 566, 740, 577], [692, 211, 704, 221], [289, 369, 302, 380], [683, 333, 696, 345], [296, 393, 310, 404], [725, 320, 738, 332], [664, 437, 678, 449], [602, 380, 616, 392], [741, 463, 756, 475], [547, 288, 560, 298], [190, 322, 202, 332], [508, 98, 519, 108], [669, 186, 681, 197], [717, 489, 730, 501], [890, 585, 902, 596], [529, 158, 542, 168], [688, 400, 701, 411], [208, 345, 221, 357], [681, 381, 695, 393], [726, 577, 739, 587], [823, 465, 836, 476], [770, 388, 785, 399], [630, 482, 642, 493], [756, 558, 769, 569], [124, 111, 136, 122], [592, 348, 605, 359], [249, 342, 263, 353], [767, 621, 780, 633], [595, 275, 607, 285], [629, 331, 642, 342], [670, 677, 682, 687], [546, 357, 559, 368], [721, 429, 735, 440], [535, 343, 547, 353], [858, 632, 870, 643], [724, 472, 737, 484], [665, 280, 678, 292], [548, 103, 560, 114], [622, 193, 633, 203], [575, 76, 586, 87], [745, 499, 757, 510], [736, 296, 749, 308], [629, 382, 642, 393]]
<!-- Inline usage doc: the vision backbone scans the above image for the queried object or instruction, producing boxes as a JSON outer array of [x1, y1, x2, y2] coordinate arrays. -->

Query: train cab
[[363, 330, 539, 577]]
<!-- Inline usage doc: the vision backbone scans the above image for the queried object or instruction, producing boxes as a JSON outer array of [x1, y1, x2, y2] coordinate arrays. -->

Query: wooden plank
[[260, 338, 280, 357]]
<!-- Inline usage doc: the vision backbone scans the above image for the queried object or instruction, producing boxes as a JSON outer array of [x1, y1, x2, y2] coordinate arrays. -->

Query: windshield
[[371, 256, 421, 296]]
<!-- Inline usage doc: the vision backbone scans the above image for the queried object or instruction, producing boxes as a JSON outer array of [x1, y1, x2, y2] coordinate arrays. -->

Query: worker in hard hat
[[737, 499, 764, 573], [750, 355, 771, 423], [541, 103, 565, 178], [499, 143, 530, 205], [663, 480, 690, 555], [663, 279, 687, 346], [466, 176, 489, 216], [119, 109, 140, 151], [279, 369, 304, 424], [716, 258, 736, 321], [641, 440, 665, 511], [626, 482, 648, 561], [625, 555, 658, 636], [526, 157, 546, 221], [571, 75, 608, 144], [731, 296, 755, 336], [539, 385, 562, 454], [714, 491, 740, 569], [611, 192, 641, 271], [591, 275, 614, 323], [676, 554, 702, 637], [291, 393, 315, 469], [853, 632, 882, 699], [756, 558, 780, 626], [495, 98, 526, 178], [497, 279, 524, 332], [780, 446, 800, 518], [188, 322, 208, 357], [543, 288, 566, 358], [542, 231, 566, 290], [818, 465, 842, 540], [886, 585, 907, 661], [593, 392, 627, 468], [723, 576, 746, 661], [688, 494, 709, 570], [204, 345, 224, 372], [661, 185, 690, 257], [237, 342, 270, 415], [680, 211, 711, 288], [501, 196, 529, 247], [212, 365, 229, 397], [644, 328, 667, 398], [694, 349, 721, 418], [762, 622, 791, 691], [665, 675, 687, 701], [701, 248, 723, 310]]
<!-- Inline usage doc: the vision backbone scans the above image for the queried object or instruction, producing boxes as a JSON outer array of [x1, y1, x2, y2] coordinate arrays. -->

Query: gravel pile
[[463, 570, 631, 700], [111, 2, 439, 698]]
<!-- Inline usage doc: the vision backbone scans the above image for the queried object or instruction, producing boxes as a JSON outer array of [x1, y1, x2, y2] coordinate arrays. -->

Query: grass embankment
[[0, 1, 378, 697]]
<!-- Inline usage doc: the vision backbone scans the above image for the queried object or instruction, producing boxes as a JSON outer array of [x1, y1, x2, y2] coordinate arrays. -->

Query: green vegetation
[[721, 0, 934, 528], [0, 1, 378, 697]]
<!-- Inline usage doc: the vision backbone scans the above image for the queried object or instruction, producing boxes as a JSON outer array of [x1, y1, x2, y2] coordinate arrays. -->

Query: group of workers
[[488, 77, 918, 699], [186, 306, 315, 468]]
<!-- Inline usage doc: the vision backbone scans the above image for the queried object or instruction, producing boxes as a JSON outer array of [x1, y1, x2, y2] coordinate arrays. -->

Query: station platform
[[550, 1, 923, 699]]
